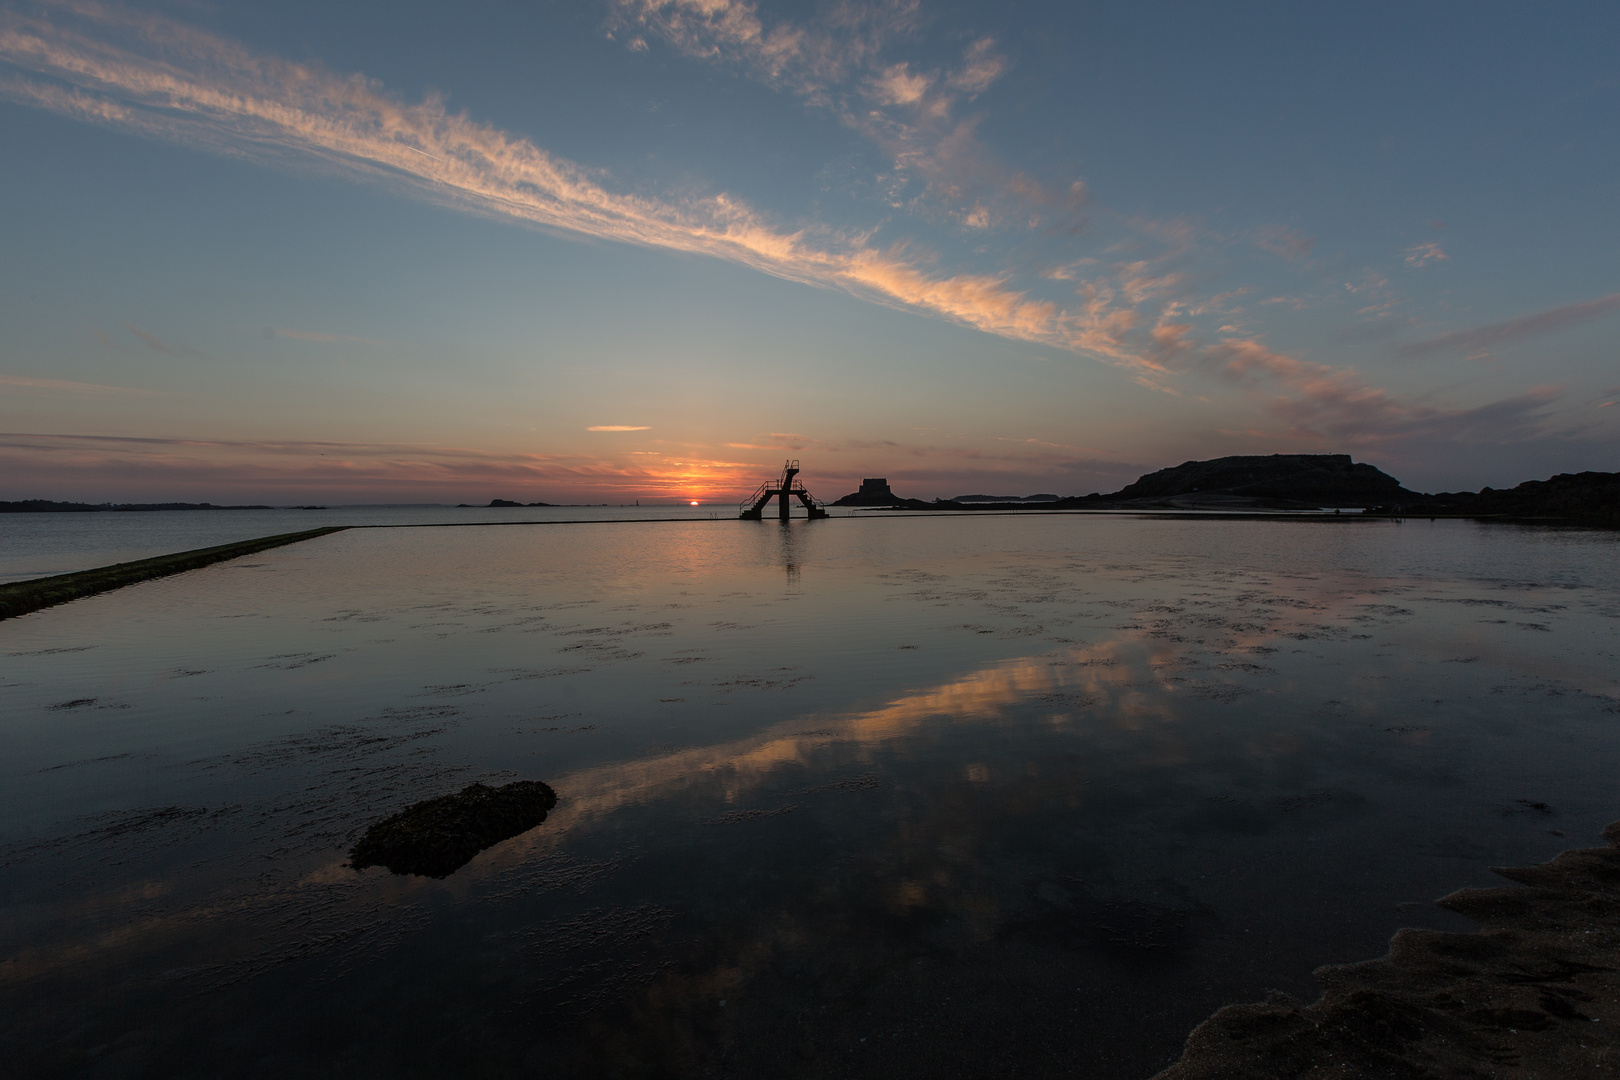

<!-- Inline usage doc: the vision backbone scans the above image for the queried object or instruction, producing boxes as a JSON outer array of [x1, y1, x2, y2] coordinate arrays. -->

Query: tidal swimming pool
[[3, 514, 1617, 1078]]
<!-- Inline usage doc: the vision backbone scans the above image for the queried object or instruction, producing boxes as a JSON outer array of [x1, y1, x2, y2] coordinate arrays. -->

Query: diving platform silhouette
[[739, 460, 829, 520]]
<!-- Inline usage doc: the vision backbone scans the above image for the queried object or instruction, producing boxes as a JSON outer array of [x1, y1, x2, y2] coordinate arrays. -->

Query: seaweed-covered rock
[[349, 780, 557, 878]]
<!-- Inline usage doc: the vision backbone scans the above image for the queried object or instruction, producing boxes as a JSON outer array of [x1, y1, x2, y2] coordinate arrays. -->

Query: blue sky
[[1, 0, 1616, 502]]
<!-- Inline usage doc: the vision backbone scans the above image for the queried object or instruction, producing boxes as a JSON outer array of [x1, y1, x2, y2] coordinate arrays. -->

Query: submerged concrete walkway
[[0, 527, 351, 620]]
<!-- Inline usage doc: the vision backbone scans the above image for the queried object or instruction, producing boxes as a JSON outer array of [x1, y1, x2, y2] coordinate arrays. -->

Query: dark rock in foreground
[[349, 780, 558, 878], [1154, 822, 1620, 1079]]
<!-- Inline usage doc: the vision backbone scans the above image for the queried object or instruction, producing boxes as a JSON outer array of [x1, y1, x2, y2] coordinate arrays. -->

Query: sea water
[[2, 514, 1617, 1078], [0, 504, 729, 583]]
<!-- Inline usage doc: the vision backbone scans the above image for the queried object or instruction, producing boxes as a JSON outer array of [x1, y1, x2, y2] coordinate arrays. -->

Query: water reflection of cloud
[[498, 634, 1194, 856], [8, 639, 1157, 987]]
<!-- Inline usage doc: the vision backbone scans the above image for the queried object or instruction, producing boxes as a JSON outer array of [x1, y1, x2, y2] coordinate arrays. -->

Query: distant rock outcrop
[[833, 479, 910, 507], [486, 498, 553, 507], [1083, 454, 1414, 509]]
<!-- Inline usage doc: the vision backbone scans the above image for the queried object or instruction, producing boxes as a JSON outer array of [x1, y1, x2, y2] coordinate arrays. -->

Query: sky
[[1, 0, 1617, 504]]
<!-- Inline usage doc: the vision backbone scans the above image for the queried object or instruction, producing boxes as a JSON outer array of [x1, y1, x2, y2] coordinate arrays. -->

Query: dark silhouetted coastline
[[1, 500, 277, 513], [839, 454, 1618, 523]]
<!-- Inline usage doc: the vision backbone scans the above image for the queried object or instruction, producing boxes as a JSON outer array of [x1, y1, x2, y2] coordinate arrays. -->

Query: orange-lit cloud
[[611, 1, 1056, 237], [587, 425, 652, 432], [609, 0, 916, 99], [1, 1, 1601, 463], [0, 3, 1096, 370], [1403, 241, 1447, 268]]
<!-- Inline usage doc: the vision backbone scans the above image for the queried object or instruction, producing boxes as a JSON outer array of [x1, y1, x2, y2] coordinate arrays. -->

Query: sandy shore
[[1155, 822, 1619, 1078]]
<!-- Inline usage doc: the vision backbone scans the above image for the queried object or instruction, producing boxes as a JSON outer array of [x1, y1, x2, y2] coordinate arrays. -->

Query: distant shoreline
[[0, 499, 281, 513]]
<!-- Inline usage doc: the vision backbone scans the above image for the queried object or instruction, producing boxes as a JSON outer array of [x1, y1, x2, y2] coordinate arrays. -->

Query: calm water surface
[[0, 504, 731, 582], [3, 515, 1618, 1078]]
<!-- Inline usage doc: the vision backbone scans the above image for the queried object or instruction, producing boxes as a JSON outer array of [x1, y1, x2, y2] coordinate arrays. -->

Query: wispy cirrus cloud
[[1254, 225, 1314, 262], [0, 373, 155, 394], [1403, 241, 1447, 268], [608, 0, 1066, 235], [587, 425, 651, 432], [1, 1, 1591, 462], [608, 0, 917, 101], [0, 2, 1113, 369], [1399, 292, 1620, 358], [264, 327, 386, 345], [121, 323, 211, 360], [1204, 336, 1575, 453], [0, 2, 1331, 406]]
